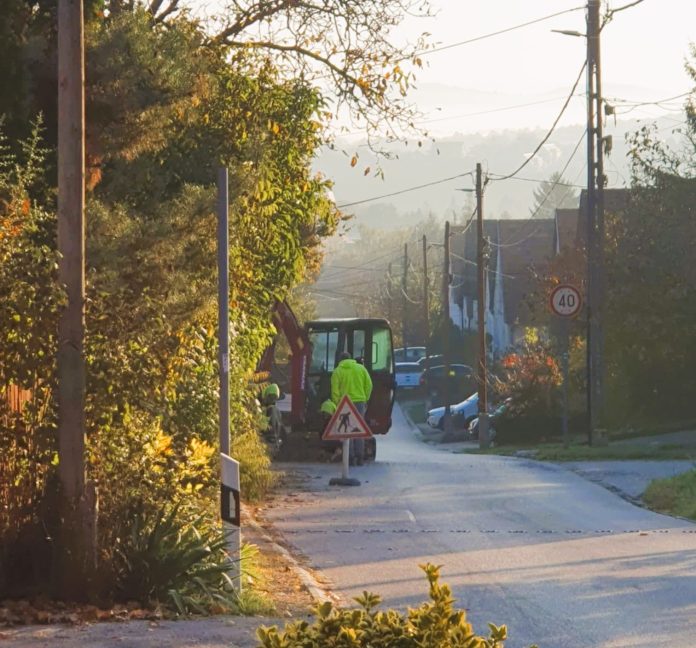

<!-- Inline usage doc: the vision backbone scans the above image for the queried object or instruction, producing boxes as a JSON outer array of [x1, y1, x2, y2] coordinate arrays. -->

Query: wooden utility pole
[[387, 262, 394, 326], [586, 0, 605, 445], [402, 243, 409, 354], [475, 163, 490, 448], [57, 0, 93, 597], [442, 221, 452, 434], [421, 235, 430, 397]]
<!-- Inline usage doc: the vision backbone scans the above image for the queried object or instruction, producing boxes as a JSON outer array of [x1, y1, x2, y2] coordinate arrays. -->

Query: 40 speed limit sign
[[549, 284, 582, 318]]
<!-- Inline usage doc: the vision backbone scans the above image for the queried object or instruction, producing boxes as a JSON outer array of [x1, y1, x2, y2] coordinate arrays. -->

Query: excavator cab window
[[370, 326, 392, 372], [309, 328, 339, 373]]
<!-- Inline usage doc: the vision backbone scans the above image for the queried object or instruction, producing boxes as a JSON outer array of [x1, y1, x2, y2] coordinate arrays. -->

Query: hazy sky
[[191, 0, 696, 214], [372, 0, 696, 136]]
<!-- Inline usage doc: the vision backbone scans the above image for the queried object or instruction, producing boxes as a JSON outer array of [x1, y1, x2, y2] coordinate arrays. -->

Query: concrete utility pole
[[442, 221, 452, 435], [402, 243, 409, 355], [217, 168, 230, 457], [476, 163, 490, 449], [57, 0, 94, 597], [421, 235, 430, 398], [586, 0, 605, 445]]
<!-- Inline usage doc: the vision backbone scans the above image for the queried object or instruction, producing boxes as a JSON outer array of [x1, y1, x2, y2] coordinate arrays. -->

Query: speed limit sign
[[549, 284, 582, 318]]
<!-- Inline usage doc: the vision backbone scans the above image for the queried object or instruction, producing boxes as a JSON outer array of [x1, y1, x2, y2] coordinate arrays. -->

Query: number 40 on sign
[[549, 284, 582, 318]]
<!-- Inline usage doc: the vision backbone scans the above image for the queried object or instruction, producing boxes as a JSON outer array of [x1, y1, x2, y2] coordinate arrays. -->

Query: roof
[[576, 188, 630, 245], [450, 218, 555, 326], [553, 208, 580, 253], [495, 220, 555, 325]]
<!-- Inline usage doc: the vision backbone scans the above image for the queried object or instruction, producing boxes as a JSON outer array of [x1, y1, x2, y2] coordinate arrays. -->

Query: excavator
[[258, 301, 397, 461]]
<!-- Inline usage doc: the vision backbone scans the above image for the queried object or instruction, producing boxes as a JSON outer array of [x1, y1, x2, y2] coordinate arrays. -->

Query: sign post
[[549, 285, 583, 449], [322, 395, 373, 487], [217, 169, 241, 592]]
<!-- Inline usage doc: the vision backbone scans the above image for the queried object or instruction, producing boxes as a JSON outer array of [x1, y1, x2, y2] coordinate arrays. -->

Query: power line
[[489, 129, 586, 249], [607, 91, 691, 108], [486, 173, 585, 189], [605, 0, 646, 19], [419, 6, 585, 57], [336, 172, 474, 208], [489, 61, 587, 182], [319, 246, 404, 280], [413, 94, 586, 126]]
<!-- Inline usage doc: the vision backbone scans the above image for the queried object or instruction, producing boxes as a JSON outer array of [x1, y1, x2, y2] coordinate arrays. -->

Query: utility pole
[[442, 221, 452, 435], [586, 0, 605, 445], [387, 262, 394, 327], [476, 163, 490, 449], [422, 235, 430, 399], [402, 243, 409, 355], [57, 0, 93, 597]]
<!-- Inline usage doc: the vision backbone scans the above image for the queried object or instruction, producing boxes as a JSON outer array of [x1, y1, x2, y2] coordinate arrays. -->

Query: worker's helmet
[[320, 399, 337, 416]]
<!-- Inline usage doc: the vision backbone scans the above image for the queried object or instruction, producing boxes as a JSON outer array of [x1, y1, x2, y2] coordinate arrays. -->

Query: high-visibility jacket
[[331, 359, 373, 405]]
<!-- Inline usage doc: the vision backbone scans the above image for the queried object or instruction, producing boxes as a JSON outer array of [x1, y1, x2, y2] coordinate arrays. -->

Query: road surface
[[267, 403, 696, 648]]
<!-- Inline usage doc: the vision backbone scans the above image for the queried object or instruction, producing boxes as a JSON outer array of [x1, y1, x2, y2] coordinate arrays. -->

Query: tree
[[105, 0, 434, 160], [529, 172, 578, 219]]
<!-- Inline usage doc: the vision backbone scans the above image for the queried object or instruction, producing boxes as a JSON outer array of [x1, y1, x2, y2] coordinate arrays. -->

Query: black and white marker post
[[218, 168, 241, 592]]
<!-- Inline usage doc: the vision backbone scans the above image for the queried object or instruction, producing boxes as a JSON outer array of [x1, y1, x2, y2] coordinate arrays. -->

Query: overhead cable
[[337, 172, 474, 208], [489, 61, 587, 183], [489, 130, 587, 249], [419, 6, 585, 57]]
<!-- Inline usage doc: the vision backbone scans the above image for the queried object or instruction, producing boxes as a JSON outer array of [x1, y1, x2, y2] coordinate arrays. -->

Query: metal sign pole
[[562, 317, 570, 449], [217, 168, 230, 457], [217, 168, 240, 591], [341, 439, 350, 480]]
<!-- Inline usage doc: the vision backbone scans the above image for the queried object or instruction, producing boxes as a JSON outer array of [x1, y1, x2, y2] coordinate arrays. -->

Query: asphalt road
[[267, 403, 696, 648]]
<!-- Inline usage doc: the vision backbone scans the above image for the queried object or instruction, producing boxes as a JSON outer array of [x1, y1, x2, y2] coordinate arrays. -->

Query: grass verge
[[643, 469, 696, 520], [463, 442, 696, 461], [403, 400, 427, 424]]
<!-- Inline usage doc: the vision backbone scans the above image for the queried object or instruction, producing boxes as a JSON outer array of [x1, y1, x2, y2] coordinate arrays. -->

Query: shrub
[[495, 334, 562, 445], [112, 504, 258, 615], [257, 563, 536, 648]]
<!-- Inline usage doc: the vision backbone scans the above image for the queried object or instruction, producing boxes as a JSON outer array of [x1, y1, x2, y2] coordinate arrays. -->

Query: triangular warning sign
[[322, 395, 373, 441]]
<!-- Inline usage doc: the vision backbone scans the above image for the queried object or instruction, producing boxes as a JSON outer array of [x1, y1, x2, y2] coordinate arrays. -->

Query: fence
[[2, 384, 31, 421]]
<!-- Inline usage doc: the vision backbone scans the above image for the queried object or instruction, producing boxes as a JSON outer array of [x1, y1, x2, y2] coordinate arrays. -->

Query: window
[[309, 329, 339, 373], [371, 326, 392, 372], [351, 329, 366, 362]]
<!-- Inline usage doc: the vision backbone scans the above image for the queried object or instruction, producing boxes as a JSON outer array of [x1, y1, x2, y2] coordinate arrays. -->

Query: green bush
[[112, 504, 254, 615], [257, 564, 536, 648]]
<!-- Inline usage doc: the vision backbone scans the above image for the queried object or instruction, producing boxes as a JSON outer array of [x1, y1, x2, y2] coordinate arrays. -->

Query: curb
[[241, 505, 336, 605]]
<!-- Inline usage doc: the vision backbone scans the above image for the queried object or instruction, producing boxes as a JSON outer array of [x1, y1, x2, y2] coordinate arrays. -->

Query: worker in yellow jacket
[[331, 352, 372, 465]]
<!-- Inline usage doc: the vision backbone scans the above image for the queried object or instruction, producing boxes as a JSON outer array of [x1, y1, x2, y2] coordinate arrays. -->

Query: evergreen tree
[[530, 172, 579, 219]]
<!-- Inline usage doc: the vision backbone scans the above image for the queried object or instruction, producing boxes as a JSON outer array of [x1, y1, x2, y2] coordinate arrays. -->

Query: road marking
[[406, 509, 417, 523]]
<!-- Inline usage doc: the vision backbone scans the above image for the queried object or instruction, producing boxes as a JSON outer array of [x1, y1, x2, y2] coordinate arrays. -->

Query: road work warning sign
[[322, 395, 373, 441]]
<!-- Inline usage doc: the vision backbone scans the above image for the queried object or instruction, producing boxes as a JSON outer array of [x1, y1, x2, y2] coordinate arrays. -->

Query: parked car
[[395, 362, 423, 390], [419, 363, 475, 406], [467, 400, 509, 441], [394, 346, 427, 363], [427, 393, 478, 430], [417, 354, 444, 369]]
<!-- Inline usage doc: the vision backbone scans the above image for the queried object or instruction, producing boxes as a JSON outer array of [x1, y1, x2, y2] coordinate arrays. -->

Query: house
[[449, 218, 555, 357]]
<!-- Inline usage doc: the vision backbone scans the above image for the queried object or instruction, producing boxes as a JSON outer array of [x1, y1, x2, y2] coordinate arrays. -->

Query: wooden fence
[[2, 384, 31, 418]]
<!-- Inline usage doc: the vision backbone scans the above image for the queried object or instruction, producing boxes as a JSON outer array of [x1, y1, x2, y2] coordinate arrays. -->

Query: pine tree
[[530, 172, 579, 219]]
